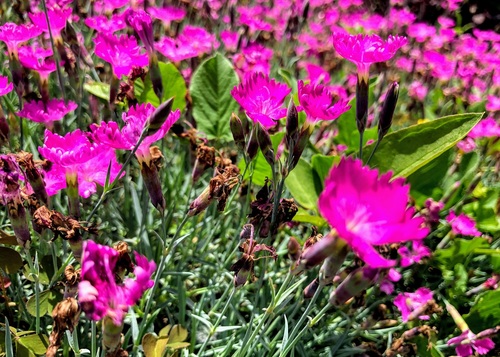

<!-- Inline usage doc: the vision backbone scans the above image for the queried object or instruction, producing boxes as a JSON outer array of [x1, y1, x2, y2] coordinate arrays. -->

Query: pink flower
[[44, 145, 123, 198], [318, 158, 429, 268], [90, 103, 181, 165], [448, 330, 495, 357], [29, 7, 72, 38], [300, 62, 331, 85], [78, 240, 156, 325], [486, 95, 500, 112], [18, 45, 56, 79], [379, 268, 402, 294], [221, 30, 239, 52], [457, 137, 477, 153], [446, 210, 481, 237], [469, 118, 500, 139], [233, 43, 274, 77], [94, 33, 148, 78], [84, 14, 127, 33], [231, 72, 290, 128], [332, 33, 407, 76], [394, 287, 433, 322], [124, 9, 155, 54], [408, 22, 436, 42], [178, 26, 218, 57], [398, 241, 432, 267], [297, 80, 350, 123], [408, 81, 428, 101], [156, 37, 198, 62], [0, 23, 42, 57], [147, 6, 186, 25], [0, 76, 13, 96], [17, 99, 77, 125]]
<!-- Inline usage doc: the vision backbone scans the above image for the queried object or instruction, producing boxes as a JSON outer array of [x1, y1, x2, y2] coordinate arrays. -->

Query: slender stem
[[270, 176, 286, 237], [237, 310, 272, 357], [359, 130, 364, 159], [309, 303, 333, 327], [198, 288, 236, 355], [40, 0, 66, 104], [91, 320, 97, 357], [366, 139, 381, 165]]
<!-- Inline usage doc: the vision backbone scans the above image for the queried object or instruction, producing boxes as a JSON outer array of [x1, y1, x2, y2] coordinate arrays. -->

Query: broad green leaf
[[26, 290, 62, 317], [0, 247, 23, 274], [311, 154, 340, 186], [415, 336, 444, 357], [465, 290, 500, 332], [363, 113, 483, 177], [190, 53, 239, 142], [84, 81, 110, 101], [285, 158, 321, 210], [335, 102, 378, 151], [239, 133, 284, 187], [17, 334, 48, 356], [135, 62, 187, 111], [434, 238, 489, 267]]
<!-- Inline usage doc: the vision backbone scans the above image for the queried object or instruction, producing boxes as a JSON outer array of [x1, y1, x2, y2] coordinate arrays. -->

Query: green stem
[[91, 320, 97, 357], [359, 130, 364, 159], [198, 288, 236, 355], [366, 139, 381, 165]]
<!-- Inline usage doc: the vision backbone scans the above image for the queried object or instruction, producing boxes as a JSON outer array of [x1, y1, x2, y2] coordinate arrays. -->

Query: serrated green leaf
[[190, 53, 239, 142], [84, 81, 110, 101], [363, 113, 483, 177], [0, 247, 23, 274], [135, 62, 186, 111]]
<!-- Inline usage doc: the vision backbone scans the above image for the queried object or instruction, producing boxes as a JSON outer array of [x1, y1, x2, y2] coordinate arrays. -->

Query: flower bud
[[246, 126, 259, 160], [8, 201, 31, 248], [0, 106, 9, 145], [356, 74, 369, 134], [285, 100, 299, 148], [141, 159, 166, 213], [230, 113, 246, 151], [378, 82, 399, 140], [319, 242, 348, 286], [147, 97, 174, 136], [304, 278, 320, 299], [329, 267, 379, 305], [148, 53, 164, 101], [290, 127, 310, 171], [256, 124, 275, 166]]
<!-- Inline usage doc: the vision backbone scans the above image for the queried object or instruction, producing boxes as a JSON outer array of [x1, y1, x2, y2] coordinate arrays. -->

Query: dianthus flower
[[317, 158, 429, 268], [29, 7, 72, 39], [332, 33, 407, 80], [231, 72, 290, 129], [18, 45, 56, 78], [124, 9, 154, 54], [17, 99, 77, 127], [84, 14, 127, 34], [0, 23, 42, 58], [297, 80, 350, 124], [446, 210, 481, 237], [147, 6, 186, 26], [94, 33, 148, 78], [394, 287, 434, 322], [78, 240, 156, 326], [233, 43, 273, 78], [90, 103, 181, 166], [178, 26, 218, 57], [486, 95, 500, 112], [468, 117, 500, 139], [448, 330, 495, 357], [0, 76, 13, 97]]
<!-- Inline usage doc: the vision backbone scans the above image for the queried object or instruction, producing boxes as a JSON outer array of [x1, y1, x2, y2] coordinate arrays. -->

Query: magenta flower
[[94, 33, 148, 78], [332, 33, 407, 78], [233, 43, 274, 78], [17, 99, 77, 126], [84, 14, 127, 34], [398, 241, 432, 267], [394, 287, 433, 322], [178, 26, 218, 57], [147, 6, 186, 25], [297, 80, 350, 124], [446, 210, 481, 237], [18, 45, 56, 80], [78, 240, 156, 326], [0, 23, 42, 58], [0, 76, 13, 97], [231, 72, 291, 129], [448, 330, 495, 357], [29, 7, 72, 39], [318, 158, 429, 268], [124, 9, 154, 54], [457, 137, 477, 153], [44, 145, 123, 198], [90, 103, 181, 165], [156, 37, 198, 62], [469, 118, 500, 139], [486, 95, 500, 112]]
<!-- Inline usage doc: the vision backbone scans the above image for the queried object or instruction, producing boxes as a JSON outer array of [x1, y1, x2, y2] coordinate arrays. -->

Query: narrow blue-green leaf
[[189, 53, 239, 142], [362, 113, 483, 177]]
